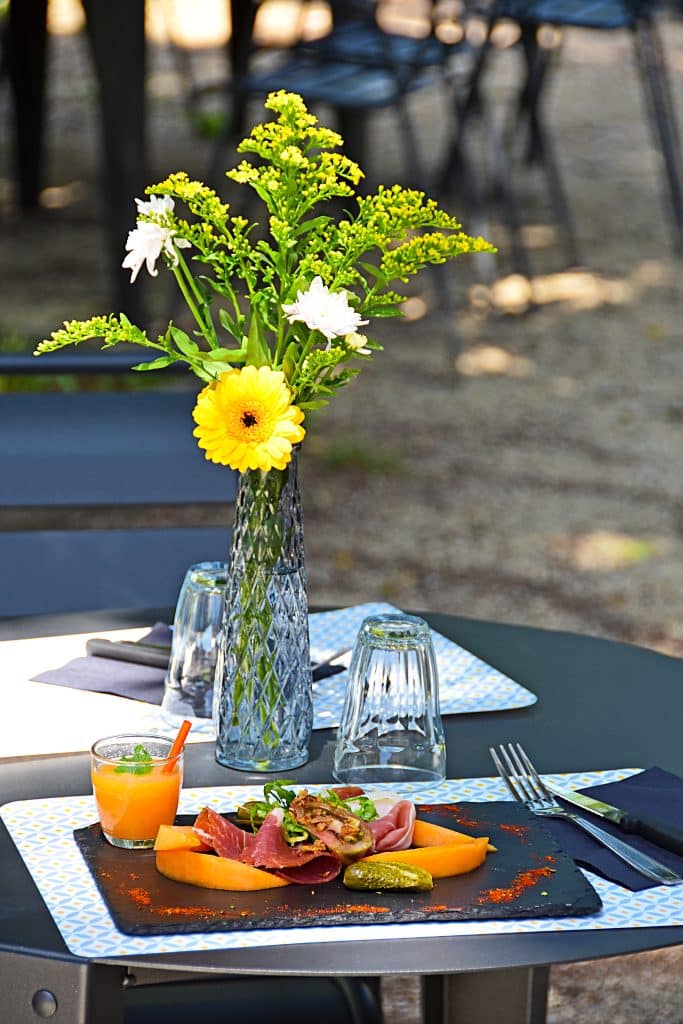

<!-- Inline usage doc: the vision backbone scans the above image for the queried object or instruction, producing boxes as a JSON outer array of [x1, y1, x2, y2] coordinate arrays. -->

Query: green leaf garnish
[[114, 743, 153, 775], [262, 779, 297, 808], [324, 789, 379, 821]]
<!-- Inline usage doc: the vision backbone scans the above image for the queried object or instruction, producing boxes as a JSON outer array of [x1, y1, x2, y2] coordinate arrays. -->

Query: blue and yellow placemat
[[309, 603, 536, 728], [3, 771, 683, 959]]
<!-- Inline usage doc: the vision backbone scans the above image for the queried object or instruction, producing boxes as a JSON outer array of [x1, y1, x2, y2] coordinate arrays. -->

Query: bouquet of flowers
[[36, 91, 492, 471], [36, 91, 493, 771]]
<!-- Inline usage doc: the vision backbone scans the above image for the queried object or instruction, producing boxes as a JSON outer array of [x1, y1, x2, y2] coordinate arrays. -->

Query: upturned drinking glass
[[160, 561, 227, 733], [333, 613, 446, 784]]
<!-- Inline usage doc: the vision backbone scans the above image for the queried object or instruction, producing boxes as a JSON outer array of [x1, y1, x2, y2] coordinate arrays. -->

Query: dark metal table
[[1, 608, 681, 1022]]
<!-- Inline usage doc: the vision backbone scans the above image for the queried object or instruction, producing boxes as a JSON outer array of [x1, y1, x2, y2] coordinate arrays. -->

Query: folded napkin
[[34, 623, 344, 705], [33, 623, 172, 704], [546, 767, 683, 891]]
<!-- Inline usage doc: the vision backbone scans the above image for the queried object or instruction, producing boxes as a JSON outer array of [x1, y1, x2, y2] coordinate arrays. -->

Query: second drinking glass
[[333, 613, 447, 784], [160, 561, 227, 732]]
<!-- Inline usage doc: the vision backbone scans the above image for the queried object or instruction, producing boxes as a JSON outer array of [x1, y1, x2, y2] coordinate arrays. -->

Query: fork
[[490, 743, 683, 887]]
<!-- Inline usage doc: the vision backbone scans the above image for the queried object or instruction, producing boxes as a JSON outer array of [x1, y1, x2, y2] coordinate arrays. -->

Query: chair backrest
[[496, 0, 657, 28], [239, 0, 453, 121], [0, 388, 236, 617]]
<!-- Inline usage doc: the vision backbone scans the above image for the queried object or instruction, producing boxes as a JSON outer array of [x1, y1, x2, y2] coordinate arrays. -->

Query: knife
[[85, 638, 350, 680], [85, 638, 171, 669], [546, 782, 683, 856]]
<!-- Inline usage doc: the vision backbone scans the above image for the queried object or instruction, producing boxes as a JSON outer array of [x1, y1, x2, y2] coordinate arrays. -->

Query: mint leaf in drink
[[115, 743, 154, 775]]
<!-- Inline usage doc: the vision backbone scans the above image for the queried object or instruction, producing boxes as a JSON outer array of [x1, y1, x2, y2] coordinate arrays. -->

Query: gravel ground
[[2, 9, 683, 1020]]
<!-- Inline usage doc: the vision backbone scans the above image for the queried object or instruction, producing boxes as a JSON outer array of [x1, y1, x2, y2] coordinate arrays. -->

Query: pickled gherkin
[[343, 860, 433, 892]]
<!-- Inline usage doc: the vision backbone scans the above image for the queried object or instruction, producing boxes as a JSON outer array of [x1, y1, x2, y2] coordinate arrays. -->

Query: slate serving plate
[[73, 801, 601, 936]]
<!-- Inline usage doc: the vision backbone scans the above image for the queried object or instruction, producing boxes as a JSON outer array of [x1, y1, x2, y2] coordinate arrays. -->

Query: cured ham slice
[[193, 806, 253, 860], [272, 857, 342, 885], [242, 808, 342, 885], [368, 800, 416, 852], [330, 786, 365, 800]]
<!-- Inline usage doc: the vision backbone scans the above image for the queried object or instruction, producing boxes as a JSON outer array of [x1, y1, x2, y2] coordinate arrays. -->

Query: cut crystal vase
[[214, 448, 313, 771]]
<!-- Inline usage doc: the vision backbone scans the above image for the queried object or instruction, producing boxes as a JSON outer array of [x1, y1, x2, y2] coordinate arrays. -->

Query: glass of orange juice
[[90, 734, 183, 849]]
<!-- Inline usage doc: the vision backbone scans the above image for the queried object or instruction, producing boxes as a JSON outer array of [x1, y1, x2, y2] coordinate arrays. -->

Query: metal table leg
[[423, 966, 549, 1024], [0, 950, 127, 1024]]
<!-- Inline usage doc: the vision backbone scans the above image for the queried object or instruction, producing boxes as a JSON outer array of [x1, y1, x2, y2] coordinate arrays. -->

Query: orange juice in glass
[[90, 734, 183, 848]]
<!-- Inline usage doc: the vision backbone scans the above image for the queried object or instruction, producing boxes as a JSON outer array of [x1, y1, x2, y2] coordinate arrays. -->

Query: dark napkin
[[33, 623, 345, 705], [546, 767, 683, 891], [32, 623, 172, 704]]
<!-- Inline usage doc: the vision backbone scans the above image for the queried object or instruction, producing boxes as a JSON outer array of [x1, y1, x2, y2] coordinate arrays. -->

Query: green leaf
[[114, 743, 153, 775], [359, 261, 383, 282], [324, 790, 379, 821], [245, 306, 271, 367], [282, 341, 299, 382], [131, 355, 177, 371], [199, 357, 246, 377], [170, 327, 200, 358], [194, 364, 216, 383], [364, 306, 403, 318], [198, 274, 228, 297], [210, 347, 248, 362], [292, 214, 332, 238], [262, 780, 297, 807], [298, 398, 329, 410], [218, 308, 237, 334]]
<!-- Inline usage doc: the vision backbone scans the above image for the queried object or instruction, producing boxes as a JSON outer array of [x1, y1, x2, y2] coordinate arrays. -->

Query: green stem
[[176, 248, 208, 314], [290, 329, 318, 380], [229, 466, 289, 751], [171, 262, 211, 343]]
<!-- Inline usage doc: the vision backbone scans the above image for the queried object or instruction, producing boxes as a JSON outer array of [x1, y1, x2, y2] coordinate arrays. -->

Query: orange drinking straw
[[164, 719, 192, 773]]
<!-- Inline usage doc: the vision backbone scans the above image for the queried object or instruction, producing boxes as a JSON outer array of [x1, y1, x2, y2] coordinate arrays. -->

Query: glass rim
[[90, 733, 179, 765], [358, 612, 431, 645], [186, 562, 228, 591]]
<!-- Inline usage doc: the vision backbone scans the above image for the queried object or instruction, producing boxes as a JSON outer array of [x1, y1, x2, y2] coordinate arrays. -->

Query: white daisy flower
[[122, 196, 190, 282], [282, 276, 368, 342]]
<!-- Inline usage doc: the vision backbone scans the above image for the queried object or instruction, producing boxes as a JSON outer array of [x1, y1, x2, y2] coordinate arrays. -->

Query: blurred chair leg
[[337, 108, 368, 167], [632, 17, 683, 254], [396, 95, 427, 186], [487, 112, 535, 279], [438, 17, 494, 197], [204, 0, 258, 188], [513, 26, 581, 268], [7, 0, 49, 211], [82, 0, 147, 323], [437, 24, 504, 281], [516, 25, 556, 167]]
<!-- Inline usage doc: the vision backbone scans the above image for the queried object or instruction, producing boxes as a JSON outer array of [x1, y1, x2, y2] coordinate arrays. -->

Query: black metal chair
[[208, 0, 469, 184], [440, 0, 683, 272]]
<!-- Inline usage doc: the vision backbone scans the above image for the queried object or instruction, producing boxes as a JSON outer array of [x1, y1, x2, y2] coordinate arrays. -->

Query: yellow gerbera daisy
[[192, 365, 306, 473]]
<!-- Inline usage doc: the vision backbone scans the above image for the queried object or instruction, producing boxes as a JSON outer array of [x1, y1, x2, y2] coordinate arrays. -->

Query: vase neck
[[230, 451, 304, 572]]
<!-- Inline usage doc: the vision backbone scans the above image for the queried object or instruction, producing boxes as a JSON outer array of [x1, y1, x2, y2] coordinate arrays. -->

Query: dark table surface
[[1, 607, 682, 977]]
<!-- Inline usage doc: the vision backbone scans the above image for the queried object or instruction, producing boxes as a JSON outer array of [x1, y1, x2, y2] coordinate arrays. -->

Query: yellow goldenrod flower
[[192, 365, 305, 473]]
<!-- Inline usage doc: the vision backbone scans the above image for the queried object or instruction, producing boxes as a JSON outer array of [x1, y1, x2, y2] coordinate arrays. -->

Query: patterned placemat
[[3, 770, 683, 960], [81, 601, 535, 741], [309, 602, 536, 728]]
